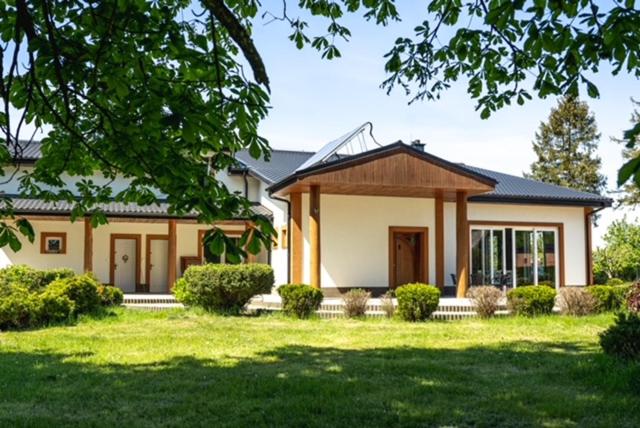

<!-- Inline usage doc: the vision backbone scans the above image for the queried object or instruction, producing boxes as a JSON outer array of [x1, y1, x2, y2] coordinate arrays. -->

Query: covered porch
[[269, 142, 498, 298]]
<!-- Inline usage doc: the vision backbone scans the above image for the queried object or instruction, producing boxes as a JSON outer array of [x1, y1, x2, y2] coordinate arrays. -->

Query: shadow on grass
[[1, 342, 639, 427]]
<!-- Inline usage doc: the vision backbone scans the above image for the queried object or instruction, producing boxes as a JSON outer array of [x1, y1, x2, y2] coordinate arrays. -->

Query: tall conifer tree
[[526, 96, 606, 196], [615, 100, 640, 206]]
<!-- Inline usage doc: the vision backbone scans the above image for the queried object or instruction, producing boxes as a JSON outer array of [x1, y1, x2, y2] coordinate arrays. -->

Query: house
[[0, 124, 612, 297]]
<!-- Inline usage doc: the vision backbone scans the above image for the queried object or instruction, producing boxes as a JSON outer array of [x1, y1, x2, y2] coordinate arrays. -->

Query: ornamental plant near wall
[[627, 282, 640, 313], [342, 289, 370, 318], [395, 283, 440, 322], [507, 286, 556, 316], [173, 264, 274, 313], [277, 284, 323, 319], [467, 286, 503, 318]]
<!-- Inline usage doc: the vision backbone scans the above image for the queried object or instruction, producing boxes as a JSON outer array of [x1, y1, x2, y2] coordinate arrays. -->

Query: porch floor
[[122, 293, 501, 319]]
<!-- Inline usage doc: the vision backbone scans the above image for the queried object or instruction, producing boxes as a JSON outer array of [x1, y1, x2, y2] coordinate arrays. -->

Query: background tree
[[0, 1, 639, 254], [526, 96, 606, 195], [615, 99, 640, 206], [593, 217, 640, 282]]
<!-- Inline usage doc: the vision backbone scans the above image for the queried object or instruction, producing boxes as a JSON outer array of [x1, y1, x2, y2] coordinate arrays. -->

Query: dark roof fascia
[[267, 142, 498, 194], [468, 194, 613, 208]]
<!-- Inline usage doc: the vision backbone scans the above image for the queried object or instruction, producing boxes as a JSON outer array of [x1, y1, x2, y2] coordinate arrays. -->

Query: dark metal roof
[[235, 149, 314, 184], [267, 142, 499, 194], [464, 165, 612, 207], [5, 197, 272, 219], [8, 140, 42, 163], [11, 140, 612, 207]]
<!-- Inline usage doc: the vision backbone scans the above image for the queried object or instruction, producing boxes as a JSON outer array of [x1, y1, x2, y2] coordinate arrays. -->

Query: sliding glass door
[[470, 228, 506, 286], [471, 226, 558, 289]]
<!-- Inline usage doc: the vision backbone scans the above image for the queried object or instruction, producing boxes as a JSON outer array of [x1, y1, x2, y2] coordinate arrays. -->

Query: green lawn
[[1, 310, 639, 427]]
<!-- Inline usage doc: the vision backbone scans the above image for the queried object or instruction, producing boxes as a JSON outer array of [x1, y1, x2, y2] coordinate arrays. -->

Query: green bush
[[600, 312, 640, 360], [278, 284, 323, 319], [97, 285, 124, 306], [587, 285, 630, 312], [37, 289, 75, 324], [46, 274, 101, 314], [342, 288, 370, 318], [0, 286, 40, 330], [395, 283, 440, 322], [173, 263, 274, 312], [606, 278, 625, 286], [0, 265, 75, 296], [507, 285, 556, 316]]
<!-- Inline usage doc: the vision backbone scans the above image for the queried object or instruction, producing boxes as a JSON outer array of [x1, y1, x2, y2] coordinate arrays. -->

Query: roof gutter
[[269, 193, 291, 284]]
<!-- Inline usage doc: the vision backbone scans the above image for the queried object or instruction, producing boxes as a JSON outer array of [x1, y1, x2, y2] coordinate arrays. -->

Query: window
[[40, 232, 67, 254], [471, 226, 559, 289], [470, 228, 507, 286], [199, 230, 244, 264]]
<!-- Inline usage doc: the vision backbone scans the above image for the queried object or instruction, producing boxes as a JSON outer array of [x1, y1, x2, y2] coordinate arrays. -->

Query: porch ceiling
[[270, 145, 497, 200]]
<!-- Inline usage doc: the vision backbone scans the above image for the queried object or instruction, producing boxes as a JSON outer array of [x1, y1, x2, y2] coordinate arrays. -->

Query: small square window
[[41, 232, 67, 254]]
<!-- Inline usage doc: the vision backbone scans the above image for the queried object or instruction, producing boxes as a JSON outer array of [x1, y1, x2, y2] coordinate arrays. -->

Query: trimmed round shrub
[[558, 287, 597, 316], [395, 283, 440, 322], [37, 289, 75, 324], [588, 285, 630, 312], [342, 288, 370, 318], [507, 285, 556, 316], [278, 284, 323, 319], [606, 278, 625, 286], [97, 285, 124, 307], [380, 290, 395, 319], [600, 312, 640, 360], [0, 286, 40, 330], [173, 263, 274, 312], [46, 274, 101, 314], [628, 282, 640, 313], [467, 286, 502, 318]]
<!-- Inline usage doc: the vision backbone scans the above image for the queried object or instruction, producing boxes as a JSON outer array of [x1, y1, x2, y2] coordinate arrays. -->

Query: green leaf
[[618, 157, 640, 187]]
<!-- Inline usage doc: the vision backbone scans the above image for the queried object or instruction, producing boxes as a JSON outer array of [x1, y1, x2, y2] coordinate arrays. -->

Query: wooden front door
[[389, 227, 429, 288]]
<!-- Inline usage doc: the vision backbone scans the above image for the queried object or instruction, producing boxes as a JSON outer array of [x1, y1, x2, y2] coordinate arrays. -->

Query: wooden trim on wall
[[435, 195, 444, 289], [109, 233, 142, 287], [83, 218, 93, 272], [40, 232, 67, 254], [468, 220, 566, 287], [584, 208, 594, 285], [290, 192, 303, 283], [388, 226, 429, 288], [456, 192, 469, 298], [309, 185, 321, 288], [167, 220, 177, 289], [146, 234, 168, 291]]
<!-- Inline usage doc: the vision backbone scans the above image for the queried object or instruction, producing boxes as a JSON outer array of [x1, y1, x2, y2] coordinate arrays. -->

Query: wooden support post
[[435, 194, 444, 290], [585, 207, 594, 285], [291, 192, 303, 284], [83, 217, 93, 273], [309, 185, 321, 288], [167, 219, 177, 290], [456, 191, 469, 298]]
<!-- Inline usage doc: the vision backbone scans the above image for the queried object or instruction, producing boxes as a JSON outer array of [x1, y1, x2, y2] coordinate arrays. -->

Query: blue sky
[[252, 2, 639, 246]]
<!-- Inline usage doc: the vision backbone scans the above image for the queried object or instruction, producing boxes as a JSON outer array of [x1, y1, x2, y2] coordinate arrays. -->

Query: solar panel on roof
[[295, 122, 378, 172]]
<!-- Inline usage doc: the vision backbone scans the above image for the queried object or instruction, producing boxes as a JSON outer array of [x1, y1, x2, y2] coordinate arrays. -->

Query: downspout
[[585, 205, 606, 285], [270, 193, 291, 284]]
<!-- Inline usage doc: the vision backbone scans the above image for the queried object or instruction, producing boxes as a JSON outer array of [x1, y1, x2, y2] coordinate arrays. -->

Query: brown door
[[389, 227, 429, 288]]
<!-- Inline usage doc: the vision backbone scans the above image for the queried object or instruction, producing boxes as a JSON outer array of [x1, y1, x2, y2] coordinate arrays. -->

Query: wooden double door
[[389, 227, 429, 289]]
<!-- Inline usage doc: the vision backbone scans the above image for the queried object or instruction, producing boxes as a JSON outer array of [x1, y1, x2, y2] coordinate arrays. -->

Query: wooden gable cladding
[[275, 152, 495, 199]]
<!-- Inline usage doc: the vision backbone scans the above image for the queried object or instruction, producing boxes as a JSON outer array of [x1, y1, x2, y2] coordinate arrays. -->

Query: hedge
[[395, 283, 440, 321], [507, 285, 556, 316], [278, 284, 323, 318]]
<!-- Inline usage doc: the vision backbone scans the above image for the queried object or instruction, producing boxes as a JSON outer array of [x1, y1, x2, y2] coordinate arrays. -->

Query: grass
[[1, 310, 639, 427]]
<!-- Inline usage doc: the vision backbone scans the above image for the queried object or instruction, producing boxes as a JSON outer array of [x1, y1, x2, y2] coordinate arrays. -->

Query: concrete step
[[123, 294, 178, 305], [124, 303, 184, 311]]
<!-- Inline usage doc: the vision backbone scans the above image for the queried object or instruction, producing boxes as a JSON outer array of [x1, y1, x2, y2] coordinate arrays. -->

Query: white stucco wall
[[301, 194, 437, 288]]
